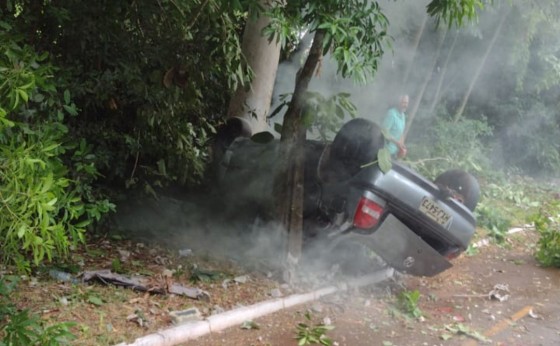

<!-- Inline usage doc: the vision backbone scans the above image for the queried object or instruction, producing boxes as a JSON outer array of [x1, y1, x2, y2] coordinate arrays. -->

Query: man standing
[[382, 94, 409, 158]]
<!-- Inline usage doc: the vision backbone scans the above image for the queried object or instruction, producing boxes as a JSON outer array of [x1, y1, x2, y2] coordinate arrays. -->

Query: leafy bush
[[407, 115, 492, 179], [0, 276, 76, 345], [531, 201, 560, 267], [1, 28, 113, 272], [1, 0, 249, 189], [475, 202, 511, 243]]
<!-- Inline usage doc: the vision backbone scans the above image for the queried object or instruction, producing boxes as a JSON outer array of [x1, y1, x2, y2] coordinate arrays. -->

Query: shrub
[[475, 202, 512, 244], [0, 275, 76, 345], [407, 115, 492, 179], [531, 201, 560, 267], [0, 28, 113, 272]]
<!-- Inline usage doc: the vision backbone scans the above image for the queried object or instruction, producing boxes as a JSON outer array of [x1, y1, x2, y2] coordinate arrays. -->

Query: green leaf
[[64, 89, 71, 104], [17, 88, 29, 103], [17, 225, 26, 238], [63, 104, 78, 116], [378, 148, 392, 173], [74, 220, 91, 228], [87, 296, 103, 306]]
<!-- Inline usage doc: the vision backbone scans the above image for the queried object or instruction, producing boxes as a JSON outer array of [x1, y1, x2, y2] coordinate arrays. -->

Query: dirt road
[[192, 231, 560, 346]]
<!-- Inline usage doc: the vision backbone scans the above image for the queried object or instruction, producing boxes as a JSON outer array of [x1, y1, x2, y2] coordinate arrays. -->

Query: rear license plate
[[419, 197, 452, 226]]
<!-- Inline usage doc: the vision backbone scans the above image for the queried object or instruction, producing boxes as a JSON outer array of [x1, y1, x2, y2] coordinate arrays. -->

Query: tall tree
[[428, 30, 458, 114], [454, 5, 510, 121], [402, 14, 428, 88], [404, 26, 448, 140], [261, 0, 486, 274], [227, 0, 282, 134]]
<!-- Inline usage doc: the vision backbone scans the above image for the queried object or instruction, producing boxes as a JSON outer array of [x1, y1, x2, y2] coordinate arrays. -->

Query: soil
[[192, 230, 560, 346], [4, 196, 560, 346]]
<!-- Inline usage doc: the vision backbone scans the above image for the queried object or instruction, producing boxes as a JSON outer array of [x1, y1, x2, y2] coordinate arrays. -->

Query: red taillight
[[353, 196, 384, 229], [444, 247, 461, 260]]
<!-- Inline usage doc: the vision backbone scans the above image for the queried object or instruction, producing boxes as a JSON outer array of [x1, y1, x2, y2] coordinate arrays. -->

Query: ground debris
[[452, 283, 510, 301], [82, 269, 209, 300]]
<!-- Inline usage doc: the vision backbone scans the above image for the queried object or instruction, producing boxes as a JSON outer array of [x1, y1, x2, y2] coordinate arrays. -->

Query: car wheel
[[434, 169, 480, 211], [212, 117, 252, 161], [324, 118, 385, 180]]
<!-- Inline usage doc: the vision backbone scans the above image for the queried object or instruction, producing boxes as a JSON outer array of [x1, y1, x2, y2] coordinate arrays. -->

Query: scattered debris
[[48, 269, 80, 284], [211, 305, 225, 315], [161, 269, 174, 278], [178, 248, 193, 257], [169, 307, 202, 324], [127, 310, 149, 328], [118, 249, 131, 262], [444, 323, 490, 343], [240, 320, 260, 330], [489, 283, 510, 302], [189, 266, 225, 283], [528, 309, 540, 319], [82, 269, 209, 300], [270, 288, 282, 298], [234, 275, 249, 284], [452, 283, 510, 302], [311, 303, 323, 313], [222, 278, 232, 289]]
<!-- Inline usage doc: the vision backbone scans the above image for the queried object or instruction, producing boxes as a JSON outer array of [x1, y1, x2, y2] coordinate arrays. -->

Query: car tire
[[212, 117, 252, 161], [434, 169, 480, 211], [325, 118, 385, 180]]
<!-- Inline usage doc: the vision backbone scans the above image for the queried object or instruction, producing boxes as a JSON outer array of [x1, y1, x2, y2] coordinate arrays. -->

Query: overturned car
[[213, 118, 480, 277]]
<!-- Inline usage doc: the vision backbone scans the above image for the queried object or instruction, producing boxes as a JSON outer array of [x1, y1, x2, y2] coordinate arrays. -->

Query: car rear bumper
[[328, 213, 452, 277]]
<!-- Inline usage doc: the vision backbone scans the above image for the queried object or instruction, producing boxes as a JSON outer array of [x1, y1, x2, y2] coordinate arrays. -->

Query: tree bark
[[454, 7, 510, 122], [227, 0, 281, 134], [275, 30, 325, 276]]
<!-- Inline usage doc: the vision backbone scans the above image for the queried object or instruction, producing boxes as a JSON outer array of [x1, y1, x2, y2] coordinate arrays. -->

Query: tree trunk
[[428, 30, 458, 115], [402, 14, 428, 88], [227, 0, 281, 134], [404, 26, 448, 140], [275, 30, 325, 278], [454, 7, 510, 122]]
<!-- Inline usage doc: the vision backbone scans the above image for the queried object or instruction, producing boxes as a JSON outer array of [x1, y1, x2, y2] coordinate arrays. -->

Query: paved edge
[[115, 268, 394, 346]]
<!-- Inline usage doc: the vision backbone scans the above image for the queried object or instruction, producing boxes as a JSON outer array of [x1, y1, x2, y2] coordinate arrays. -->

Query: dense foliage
[[531, 201, 560, 267], [1, 0, 250, 271], [1, 0, 250, 188], [1, 0, 559, 271], [398, 2, 560, 176], [0, 28, 115, 271]]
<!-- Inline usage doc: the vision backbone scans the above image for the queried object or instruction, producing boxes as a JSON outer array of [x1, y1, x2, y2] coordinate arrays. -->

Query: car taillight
[[353, 196, 384, 229], [444, 247, 461, 260]]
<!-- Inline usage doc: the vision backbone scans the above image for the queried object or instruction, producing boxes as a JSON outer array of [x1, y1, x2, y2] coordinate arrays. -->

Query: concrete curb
[[116, 268, 394, 346]]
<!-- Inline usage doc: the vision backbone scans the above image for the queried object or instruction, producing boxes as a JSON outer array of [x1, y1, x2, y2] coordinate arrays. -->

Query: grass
[[3, 234, 279, 345]]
